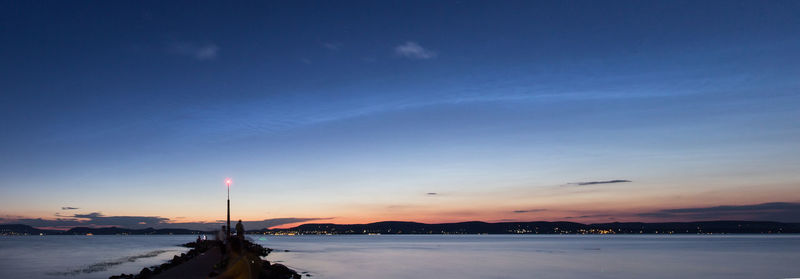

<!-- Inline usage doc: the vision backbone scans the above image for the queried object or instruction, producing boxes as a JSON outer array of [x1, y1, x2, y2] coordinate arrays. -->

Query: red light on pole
[[225, 178, 232, 187]]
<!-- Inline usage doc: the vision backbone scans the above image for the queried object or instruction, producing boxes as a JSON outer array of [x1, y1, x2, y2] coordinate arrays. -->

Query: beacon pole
[[226, 178, 232, 238]]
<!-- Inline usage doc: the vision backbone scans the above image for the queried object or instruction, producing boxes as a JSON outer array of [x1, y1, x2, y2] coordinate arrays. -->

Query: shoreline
[[4, 221, 799, 236]]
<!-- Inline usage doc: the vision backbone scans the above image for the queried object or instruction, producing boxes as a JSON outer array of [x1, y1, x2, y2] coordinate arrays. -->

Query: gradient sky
[[1, 1, 799, 230]]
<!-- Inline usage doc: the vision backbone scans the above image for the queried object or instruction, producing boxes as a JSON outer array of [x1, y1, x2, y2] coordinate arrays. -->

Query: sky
[[1, 0, 799, 230]]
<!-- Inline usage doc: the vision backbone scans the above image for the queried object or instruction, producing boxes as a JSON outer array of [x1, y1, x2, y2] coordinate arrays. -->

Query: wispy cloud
[[168, 42, 219, 60], [394, 41, 437, 59], [562, 214, 614, 220], [323, 42, 343, 50], [240, 218, 333, 230], [568, 180, 631, 186], [61, 207, 79, 210], [426, 192, 438, 196], [83, 45, 771, 147], [512, 209, 547, 213], [637, 202, 800, 222], [73, 212, 169, 227]]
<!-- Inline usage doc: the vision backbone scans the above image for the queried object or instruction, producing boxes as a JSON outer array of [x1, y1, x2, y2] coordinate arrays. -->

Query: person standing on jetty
[[217, 226, 227, 242], [236, 220, 245, 239], [218, 225, 228, 255]]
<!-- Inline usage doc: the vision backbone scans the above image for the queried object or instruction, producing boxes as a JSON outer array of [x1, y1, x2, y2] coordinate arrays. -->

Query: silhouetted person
[[218, 225, 227, 255], [235, 220, 245, 239], [217, 226, 227, 241]]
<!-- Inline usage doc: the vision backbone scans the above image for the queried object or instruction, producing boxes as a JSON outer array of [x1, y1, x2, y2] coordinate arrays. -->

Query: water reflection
[[258, 235, 800, 279]]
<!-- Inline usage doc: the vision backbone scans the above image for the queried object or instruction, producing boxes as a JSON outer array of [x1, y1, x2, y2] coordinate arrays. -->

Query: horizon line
[[5, 219, 799, 231]]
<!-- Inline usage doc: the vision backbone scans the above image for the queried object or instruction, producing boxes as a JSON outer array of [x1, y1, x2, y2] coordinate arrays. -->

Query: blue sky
[[1, 1, 799, 228]]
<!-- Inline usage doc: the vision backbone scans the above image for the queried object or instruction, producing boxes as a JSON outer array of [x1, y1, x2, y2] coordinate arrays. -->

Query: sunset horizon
[[2, 1, 799, 234], [1, 1, 799, 278], [5, 199, 800, 232]]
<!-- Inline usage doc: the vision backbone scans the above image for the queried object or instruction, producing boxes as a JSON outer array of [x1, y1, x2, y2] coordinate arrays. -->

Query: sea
[[1, 234, 799, 279]]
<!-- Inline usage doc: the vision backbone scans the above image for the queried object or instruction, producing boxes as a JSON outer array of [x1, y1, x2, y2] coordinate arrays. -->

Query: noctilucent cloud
[[1, 1, 799, 229]]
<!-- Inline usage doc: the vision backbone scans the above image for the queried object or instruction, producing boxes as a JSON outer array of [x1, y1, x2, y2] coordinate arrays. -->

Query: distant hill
[[63, 227, 208, 235], [249, 221, 800, 234], [0, 224, 207, 235], [4, 221, 799, 235], [0, 224, 62, 235]]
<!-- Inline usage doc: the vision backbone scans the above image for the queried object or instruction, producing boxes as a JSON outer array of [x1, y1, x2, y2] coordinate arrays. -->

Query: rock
[[263, 263, 301, 279], [137, 267, 152, 278]]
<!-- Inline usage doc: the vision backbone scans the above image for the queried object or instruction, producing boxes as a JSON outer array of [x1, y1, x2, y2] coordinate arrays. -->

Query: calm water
[[1, 235, 799, 279], [0, 235, 195, 279], [255, 235, 800, 279]]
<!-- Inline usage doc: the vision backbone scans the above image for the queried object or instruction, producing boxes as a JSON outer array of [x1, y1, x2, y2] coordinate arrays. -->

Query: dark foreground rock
[[261, 262, 301, 279]]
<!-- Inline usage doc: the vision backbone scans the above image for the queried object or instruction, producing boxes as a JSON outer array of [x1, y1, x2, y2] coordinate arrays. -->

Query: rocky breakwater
[[110, 239, 301, 279]]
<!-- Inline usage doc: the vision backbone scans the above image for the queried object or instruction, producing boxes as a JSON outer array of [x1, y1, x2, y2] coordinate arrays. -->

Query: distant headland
[[3, 220, 800, 236], [0, 224, 206, 236]]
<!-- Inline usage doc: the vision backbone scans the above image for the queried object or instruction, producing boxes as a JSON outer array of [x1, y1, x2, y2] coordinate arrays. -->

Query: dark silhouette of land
[[4, 221, 799, 235], [0, 225, 206, 235], [254, 221, 800, 234]]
